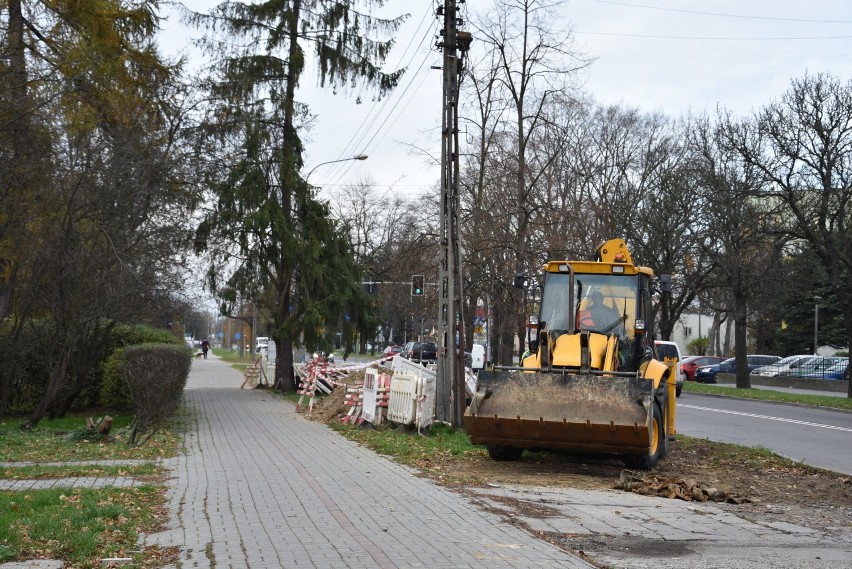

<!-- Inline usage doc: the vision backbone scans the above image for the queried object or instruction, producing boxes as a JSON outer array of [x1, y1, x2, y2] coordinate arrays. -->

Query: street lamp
[[813, 295, 822, 355], [304, 154, 368, 184]]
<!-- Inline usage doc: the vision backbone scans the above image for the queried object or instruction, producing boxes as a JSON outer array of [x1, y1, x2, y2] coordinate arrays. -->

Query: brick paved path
[[144, 355, 594, 569]]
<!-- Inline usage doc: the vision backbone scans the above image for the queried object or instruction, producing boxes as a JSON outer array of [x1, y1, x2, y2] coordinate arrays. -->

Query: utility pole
[[435, 0, 472, 427]]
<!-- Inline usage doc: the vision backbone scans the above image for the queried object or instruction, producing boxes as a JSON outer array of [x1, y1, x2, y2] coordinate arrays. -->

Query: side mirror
[[658, 274, 672, 293], [514, 273, 527, 289]]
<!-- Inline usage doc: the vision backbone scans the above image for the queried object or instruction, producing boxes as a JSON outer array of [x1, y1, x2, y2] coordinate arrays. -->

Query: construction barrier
[[361, 368, 391, 425]]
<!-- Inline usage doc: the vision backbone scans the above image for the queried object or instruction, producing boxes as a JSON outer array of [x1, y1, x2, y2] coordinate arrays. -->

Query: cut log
[[98, 416, 113, 435]]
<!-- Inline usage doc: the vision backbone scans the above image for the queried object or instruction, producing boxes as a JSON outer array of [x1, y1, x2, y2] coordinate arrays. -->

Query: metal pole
[[435, 0, 471, 426], [813, 296, 822, 355]]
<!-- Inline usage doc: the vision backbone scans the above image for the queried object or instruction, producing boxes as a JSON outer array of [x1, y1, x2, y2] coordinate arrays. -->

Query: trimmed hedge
[[120, 343, 192, 445]]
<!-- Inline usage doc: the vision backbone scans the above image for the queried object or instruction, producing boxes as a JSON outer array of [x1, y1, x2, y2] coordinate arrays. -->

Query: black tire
[[486, 445, 523, 461], [622, 403, 665, 470]]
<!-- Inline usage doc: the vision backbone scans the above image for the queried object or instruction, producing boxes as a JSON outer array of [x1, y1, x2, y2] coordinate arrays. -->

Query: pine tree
[[192, 0, 406, 389]]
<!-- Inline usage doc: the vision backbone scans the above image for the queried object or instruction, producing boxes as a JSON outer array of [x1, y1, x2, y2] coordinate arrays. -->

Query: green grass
[[330, 422, 486, 471], [0, 486, 173, 567], [1, 463, 160, 480], [682, 382, 852, 411], [0, 414, 178, 462], [0, 413, 180, 566], [211, 347, 256, 365]]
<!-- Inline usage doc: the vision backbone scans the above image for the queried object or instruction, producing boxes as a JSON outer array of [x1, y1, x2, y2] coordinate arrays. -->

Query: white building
[[667, 312, 732, 357]]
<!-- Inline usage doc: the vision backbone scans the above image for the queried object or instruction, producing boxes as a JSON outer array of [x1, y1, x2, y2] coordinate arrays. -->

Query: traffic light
[[412, 274, 425, 296]]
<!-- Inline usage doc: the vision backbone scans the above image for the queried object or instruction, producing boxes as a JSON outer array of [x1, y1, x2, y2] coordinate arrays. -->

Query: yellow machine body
[[464, 239, 675, 468]]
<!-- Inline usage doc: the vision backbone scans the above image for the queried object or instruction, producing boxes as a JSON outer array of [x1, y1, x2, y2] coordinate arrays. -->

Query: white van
[[255, 336, 269, 354], [470, 344, 486, 370]]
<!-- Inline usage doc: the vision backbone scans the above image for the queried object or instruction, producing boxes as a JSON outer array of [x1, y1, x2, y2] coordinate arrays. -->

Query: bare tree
[[694, 113, 788, 388], [466, 0, 592, 364], [327, 178, 438, 348], [734, 73, 852, 397]]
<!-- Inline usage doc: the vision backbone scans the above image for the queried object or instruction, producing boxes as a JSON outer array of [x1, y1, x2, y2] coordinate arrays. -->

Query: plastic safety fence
[[388, 371, 419, 425], [361, 368, 391, 425]]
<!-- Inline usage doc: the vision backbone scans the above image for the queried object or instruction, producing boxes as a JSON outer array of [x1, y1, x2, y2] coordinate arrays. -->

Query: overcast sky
[[162, 0, 852, 197]]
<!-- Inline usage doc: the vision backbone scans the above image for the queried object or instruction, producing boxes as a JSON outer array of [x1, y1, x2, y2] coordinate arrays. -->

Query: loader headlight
[[611, 265, 625, 273]]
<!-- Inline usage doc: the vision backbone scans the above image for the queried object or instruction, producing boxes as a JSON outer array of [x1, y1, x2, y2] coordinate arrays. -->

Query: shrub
[[686, 336, 710, 356], [99, 325, 183, 411], [100, 348, 131, 411], [121, 344, 191, 445], [110, 324, 180, 347]]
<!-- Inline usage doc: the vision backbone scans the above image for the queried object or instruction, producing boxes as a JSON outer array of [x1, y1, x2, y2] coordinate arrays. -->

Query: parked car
[[785, 356, 846, 378], [750, 354, 819, 377], [381, 345, 404, 358], [680, 355, 725, 382], [802, 359, 849, 381], [695, 354, 781, 384], [654, 340, 686, 397], [401, 341, 437, 363]]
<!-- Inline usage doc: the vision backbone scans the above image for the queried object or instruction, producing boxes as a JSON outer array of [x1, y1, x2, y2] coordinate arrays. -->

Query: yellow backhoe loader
[[464, 239, 676, 469]]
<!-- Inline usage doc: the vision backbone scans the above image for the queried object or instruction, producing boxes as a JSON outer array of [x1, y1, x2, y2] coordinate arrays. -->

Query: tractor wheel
[[486, 445, 523, 461], [623, 403, 665, 470]]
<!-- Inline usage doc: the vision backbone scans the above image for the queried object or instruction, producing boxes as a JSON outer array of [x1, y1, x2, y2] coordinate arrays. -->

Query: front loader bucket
[[464, 370, 654, 455]]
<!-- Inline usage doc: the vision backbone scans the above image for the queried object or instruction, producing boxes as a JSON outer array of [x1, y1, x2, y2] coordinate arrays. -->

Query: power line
[[576, 31, 852, 41], [590, 0, 852, 23], [320, 16, 440, 188], [317, 1, 438, 185], [324, 34, 439, 188]]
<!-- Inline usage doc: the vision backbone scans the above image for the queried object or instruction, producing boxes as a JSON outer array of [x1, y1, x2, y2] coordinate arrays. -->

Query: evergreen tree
[[191, 1, 406, 389]]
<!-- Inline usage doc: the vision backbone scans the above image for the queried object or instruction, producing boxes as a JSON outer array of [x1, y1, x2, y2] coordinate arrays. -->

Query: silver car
[[750, 354, 819, 377]]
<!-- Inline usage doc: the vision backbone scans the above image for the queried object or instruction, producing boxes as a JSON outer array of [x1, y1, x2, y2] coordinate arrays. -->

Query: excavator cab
[[465, 239, 674, 469]]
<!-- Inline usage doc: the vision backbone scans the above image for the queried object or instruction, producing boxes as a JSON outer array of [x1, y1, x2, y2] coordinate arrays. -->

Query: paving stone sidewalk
[[142, 355, 595, 568]]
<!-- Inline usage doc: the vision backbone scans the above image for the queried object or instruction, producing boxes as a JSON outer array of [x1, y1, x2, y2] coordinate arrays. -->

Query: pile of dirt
[[305, 368, 369, 423]]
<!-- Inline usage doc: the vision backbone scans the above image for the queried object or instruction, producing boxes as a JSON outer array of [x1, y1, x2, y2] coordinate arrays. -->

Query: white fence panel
[[388, 371, 420, 425], [362, 368, 379, 424], [415, 372, 436, 430]]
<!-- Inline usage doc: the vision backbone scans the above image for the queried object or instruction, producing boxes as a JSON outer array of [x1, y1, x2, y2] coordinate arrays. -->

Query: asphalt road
[[676, 392, 852, 475]]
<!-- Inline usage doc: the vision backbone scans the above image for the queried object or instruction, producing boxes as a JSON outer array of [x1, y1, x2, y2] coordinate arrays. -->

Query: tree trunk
[[723, 316, 733, 356], [734, 294, 751, 389], [709, 313, 721, 356], [7, 0, 29, 167], [25, 347, 71, 428]]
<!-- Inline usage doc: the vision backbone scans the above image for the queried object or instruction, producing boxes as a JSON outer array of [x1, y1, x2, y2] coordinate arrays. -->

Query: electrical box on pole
[[435, 0, 472, 427]]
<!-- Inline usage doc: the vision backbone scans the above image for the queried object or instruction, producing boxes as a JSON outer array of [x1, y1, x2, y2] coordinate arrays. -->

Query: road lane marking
[[679, 404, 852, 432]]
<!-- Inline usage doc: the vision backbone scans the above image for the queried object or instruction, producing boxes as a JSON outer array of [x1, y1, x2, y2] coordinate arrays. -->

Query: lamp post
[[304, 154, 368, 184], [813, 295, 822, 355]]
